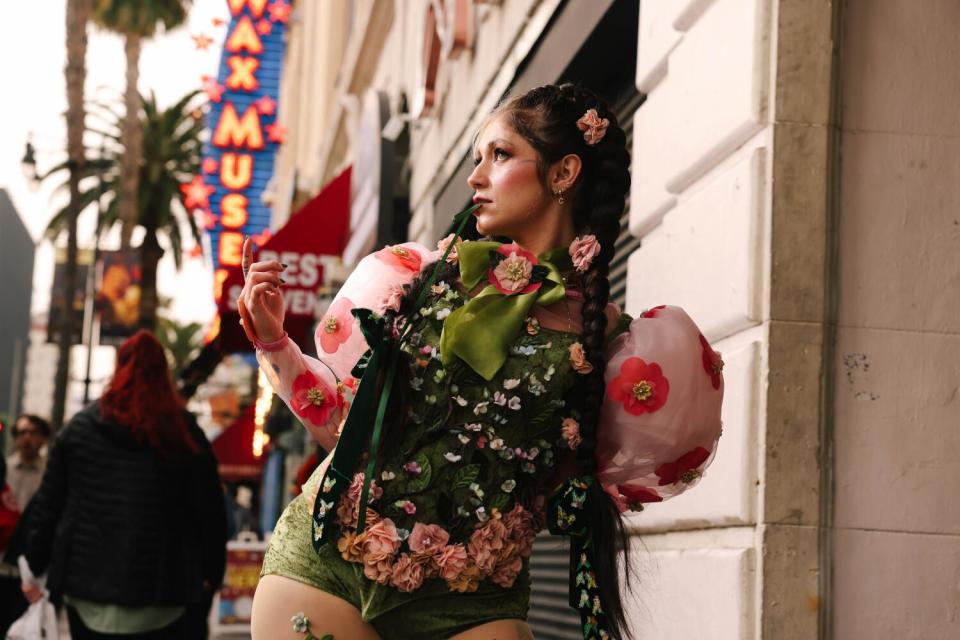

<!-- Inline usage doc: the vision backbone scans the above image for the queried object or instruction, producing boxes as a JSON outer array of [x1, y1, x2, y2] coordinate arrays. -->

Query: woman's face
[[467, 114, 551, 240]]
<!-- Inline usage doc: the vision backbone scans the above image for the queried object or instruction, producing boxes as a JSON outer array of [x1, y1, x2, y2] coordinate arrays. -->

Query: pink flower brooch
[[487, 244, 549, 295]]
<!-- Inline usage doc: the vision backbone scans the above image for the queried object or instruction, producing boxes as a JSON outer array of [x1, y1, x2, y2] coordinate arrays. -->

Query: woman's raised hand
[[239, 237, 286, 343]]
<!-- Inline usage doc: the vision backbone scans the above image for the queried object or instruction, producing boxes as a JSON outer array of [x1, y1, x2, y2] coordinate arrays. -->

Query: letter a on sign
[[226, 16, 264, 54]]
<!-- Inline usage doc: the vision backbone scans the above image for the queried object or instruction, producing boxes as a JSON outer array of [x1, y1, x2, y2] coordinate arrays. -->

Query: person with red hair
[[16, 330, 228, 639]]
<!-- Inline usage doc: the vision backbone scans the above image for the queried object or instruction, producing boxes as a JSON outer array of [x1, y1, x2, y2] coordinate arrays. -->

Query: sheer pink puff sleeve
[[596, 305, 724, 512], [257, 242, 434, 447]]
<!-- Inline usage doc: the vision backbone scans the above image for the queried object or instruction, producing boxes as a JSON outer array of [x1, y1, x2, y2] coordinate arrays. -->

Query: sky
[[0, 0, 233, 326]]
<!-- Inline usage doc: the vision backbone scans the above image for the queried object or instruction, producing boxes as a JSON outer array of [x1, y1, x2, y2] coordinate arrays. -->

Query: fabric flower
[[606, 357, 670, 415], [576, 108, 609, 146], [503, 504, 537, 557], [436, 234, 462, 264], [490, 543, 523, 588], [618, 484, 663, 507], [375, 244, 423, 274], [403, 460, 422, 475], [436, 543, 468, 582], [561, 417, 582, 450], [641, 305, 666, 318], [390, 553, 426, 592], [318, 297, 354, 354], [569, 235, 600, 273], [291, 612, 311, 633], [338, 530, 366, 563], [655, 447, 711, 486], [379, 283, 406, 313], [488, 244, 542, 295], [526, 317, 540, 335], [699, 333, 724, 390], [290, 371, 340, 425], [362, 518, 400, 584], [468, 514, 508, 574], [568, 342, 594, 374], [400, 500, 417, 515], [446, 560, 482, 593], [408, 523, 450, 558], [363, 557, 394, 585]]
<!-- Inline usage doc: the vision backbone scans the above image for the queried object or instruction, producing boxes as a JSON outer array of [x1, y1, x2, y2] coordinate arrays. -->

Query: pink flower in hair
[[569, 234, 600, 273], [576, 109, 609, 146]]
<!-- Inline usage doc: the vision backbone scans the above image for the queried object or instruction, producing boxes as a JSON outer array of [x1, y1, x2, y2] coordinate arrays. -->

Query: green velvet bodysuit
[[262, 274, 588, 638]]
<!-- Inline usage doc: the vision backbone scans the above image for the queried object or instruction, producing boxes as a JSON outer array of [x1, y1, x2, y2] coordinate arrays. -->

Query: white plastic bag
[[5, 556, 59, 640]]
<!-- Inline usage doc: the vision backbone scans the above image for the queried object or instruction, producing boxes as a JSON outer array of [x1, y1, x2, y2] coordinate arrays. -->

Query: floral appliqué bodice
[[321, 279, 585, 594]]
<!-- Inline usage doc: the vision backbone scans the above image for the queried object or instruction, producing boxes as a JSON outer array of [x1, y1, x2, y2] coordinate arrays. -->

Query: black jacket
[[20, 402, 227, 606]]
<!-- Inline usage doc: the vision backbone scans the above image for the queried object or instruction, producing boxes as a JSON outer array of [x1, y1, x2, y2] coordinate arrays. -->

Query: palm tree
[[156, 316, 205, 379], [52, 0, 93, 431], [45, 90, 206, 331], [91, 0, 191, 249]]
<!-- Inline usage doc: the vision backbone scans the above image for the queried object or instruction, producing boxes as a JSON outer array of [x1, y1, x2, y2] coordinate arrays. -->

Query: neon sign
[[187, 0, 290, 307]]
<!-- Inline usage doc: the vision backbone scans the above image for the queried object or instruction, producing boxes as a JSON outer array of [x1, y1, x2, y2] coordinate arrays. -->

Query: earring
[[555, 188, 565, 205]]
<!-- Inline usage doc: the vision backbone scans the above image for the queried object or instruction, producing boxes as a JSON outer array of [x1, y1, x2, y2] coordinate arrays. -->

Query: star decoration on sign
[[201, 76, 225, 103], [266, 122, 287, 144], [254, 95, 276, 116], [181, 175, 216, 211], [192, 33, 214, 50], [268, 1, 292, 23], [200, 210, 219, 230], [252, 229, 272, 246], [202, 157, 219, 174], [256, 19, 273, 36]]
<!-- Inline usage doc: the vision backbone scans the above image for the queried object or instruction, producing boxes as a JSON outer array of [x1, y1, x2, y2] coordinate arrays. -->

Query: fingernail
[[280, 277, 287, 284], [281, 263, 288, 268]]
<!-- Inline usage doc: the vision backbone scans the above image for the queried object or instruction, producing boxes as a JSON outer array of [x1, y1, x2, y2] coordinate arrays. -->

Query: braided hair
[[493, 84, 633, 638]]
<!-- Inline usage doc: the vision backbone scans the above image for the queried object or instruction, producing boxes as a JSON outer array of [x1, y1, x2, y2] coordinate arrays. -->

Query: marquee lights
[[190, 0, 289, 300]]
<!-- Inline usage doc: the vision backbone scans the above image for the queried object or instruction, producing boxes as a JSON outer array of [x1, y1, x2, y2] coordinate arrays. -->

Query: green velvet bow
[[439, 241, 573, 380]]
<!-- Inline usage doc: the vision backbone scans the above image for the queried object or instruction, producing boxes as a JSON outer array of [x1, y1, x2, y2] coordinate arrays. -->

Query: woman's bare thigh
[[251, 574, 381, 640], [450, 619, 534, 640]]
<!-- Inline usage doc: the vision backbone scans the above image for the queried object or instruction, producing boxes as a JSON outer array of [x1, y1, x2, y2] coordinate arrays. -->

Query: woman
[[240, 84, 723, 640], [19, 330, 227, 639]]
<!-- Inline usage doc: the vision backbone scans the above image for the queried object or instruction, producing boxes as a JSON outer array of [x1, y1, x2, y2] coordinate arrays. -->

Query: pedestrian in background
[[0, 454, 28, 636], [5, 414, 50, 512], [17, 330, 228, 639]]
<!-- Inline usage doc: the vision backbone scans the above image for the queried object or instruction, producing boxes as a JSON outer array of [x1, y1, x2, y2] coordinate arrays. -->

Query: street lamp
[[21, 136, 39, 189]]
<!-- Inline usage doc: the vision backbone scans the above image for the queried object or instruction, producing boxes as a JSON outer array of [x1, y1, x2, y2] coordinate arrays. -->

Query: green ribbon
[[547, 475, 610, 640], [439, 242, 573, 380]]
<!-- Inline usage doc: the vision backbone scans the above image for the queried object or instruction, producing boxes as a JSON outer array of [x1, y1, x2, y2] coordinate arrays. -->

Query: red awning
[[211, 404, 264, 482], [215, 167, 353, 352]]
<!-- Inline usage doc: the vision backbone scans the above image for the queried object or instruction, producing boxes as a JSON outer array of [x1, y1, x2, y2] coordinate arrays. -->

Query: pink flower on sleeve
[[606, 357, 670, 415], [375, 245, 423, 274], [655, 447, 711, 486], [290, 371, 341, 426], [699, 333, 724, 390], [318, 297, 354, 354]]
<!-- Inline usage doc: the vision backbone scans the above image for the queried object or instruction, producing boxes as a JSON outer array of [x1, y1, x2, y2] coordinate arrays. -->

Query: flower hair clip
[[576, 108, 609, 146], [569, 234, 600, 273]]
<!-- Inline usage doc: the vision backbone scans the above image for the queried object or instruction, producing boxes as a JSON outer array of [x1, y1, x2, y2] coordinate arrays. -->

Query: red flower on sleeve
[[318, 297, 354, 354], [640, 305, 666, 318], [618, 485, 663, 505], [698, 333, 724, 390], [655, 447, 711, 486], [375, 245, 423, 274], [606, 357, 670, 415], [291, 371, 341, 426]]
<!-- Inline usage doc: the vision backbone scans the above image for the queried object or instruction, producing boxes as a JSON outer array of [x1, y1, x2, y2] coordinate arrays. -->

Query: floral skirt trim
[[321, 472, 540, 594]]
